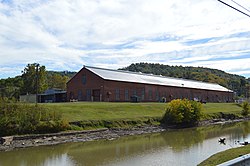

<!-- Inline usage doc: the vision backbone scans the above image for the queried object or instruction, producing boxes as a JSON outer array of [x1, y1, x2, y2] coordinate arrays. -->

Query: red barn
[[66, 66, 234, 102]]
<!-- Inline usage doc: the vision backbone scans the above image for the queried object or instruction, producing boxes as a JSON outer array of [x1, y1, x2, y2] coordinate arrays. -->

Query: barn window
[[82, 75, 86, 84], [78, 90, 82, 100], [149, 89, 152, 100], [125, 89, 129, 100], [133, 89, 136, 96], [86, 89, 91, 101], [69, 92, 74, 99], [156, 91, 159, 101], [141, 89, 145, 100], [164, 91, 167, 98], [115, 89, 120, 100]]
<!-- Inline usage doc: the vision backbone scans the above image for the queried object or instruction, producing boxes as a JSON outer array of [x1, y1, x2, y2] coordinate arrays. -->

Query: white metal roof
[[85, 66, 233, 92]]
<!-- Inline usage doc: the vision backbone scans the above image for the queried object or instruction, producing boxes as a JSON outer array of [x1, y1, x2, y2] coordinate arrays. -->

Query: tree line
[[0, 63, 75, 99], [120, 62, 250, 97], [1, 62, 249, 99]]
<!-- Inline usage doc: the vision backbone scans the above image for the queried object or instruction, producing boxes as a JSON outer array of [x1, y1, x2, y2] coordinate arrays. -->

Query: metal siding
[[86, 66, 232, 92]]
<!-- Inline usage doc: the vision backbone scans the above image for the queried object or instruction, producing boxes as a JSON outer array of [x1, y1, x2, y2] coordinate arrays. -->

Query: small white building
[[20, 94, 36, 103]]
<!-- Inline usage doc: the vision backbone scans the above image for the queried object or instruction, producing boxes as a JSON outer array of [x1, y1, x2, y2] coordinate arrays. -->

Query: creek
[[0, 121, 250, 166]]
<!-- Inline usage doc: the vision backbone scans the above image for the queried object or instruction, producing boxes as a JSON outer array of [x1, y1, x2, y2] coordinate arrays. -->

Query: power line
[[217, 0, 250, 18], [231, 0, 250, 14]]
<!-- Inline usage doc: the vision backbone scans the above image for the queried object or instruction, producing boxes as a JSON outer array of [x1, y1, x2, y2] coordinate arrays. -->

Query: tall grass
[[0, 98, 69, 136]]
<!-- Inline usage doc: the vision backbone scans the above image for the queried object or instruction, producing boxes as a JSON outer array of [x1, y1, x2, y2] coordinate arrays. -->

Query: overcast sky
[[0, 0, 250, 78]]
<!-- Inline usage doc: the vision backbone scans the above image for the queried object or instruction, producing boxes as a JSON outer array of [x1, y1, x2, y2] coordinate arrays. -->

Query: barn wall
[[66, 68, 234, 102], [67, 68, 104, 101], [103, 80, 145, 102], [102, 80, 233, 102]]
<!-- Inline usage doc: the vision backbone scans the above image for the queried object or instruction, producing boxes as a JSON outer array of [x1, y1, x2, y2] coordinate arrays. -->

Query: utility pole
[[35, 63, 39, 106]]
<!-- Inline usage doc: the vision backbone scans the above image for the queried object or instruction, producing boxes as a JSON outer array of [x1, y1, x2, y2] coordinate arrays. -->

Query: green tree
[[47, 73, 69, 90], [246, 84, 250, 99], [21, 63, 47, 94], [0, 76, 23, 99]]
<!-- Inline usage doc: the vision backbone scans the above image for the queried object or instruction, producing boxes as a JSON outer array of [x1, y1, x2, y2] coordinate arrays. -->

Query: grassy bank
[[41, 102, 166, 130], [0, 101, 246, 136], [198, 145, 250, 166], [42, 102, 167, 122], [38, 102, 244, 130], [202, 103, 242, 119], [41, 102, 242, 122]]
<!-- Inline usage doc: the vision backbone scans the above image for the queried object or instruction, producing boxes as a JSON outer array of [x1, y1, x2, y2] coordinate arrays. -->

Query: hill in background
[[120, 63, 250, 97], [0, 63, 249, 99], [46, 71, 76, 78]]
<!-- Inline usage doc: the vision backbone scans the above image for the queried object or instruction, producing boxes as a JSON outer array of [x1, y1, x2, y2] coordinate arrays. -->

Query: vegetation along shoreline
[[0, 98, 249, 152], [0, 117, 249, 152]]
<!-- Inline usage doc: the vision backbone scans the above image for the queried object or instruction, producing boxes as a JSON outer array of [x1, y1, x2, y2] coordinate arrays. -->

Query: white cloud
[[171, 58, 250, 71], [232, 70, 250, 75], [0, 0, 250, 78]]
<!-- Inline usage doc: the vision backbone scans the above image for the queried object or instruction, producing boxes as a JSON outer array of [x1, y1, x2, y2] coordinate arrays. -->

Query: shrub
[[162, 99, 203, 126], [0, 98, 69, 136], [241, 101, 249, 117]]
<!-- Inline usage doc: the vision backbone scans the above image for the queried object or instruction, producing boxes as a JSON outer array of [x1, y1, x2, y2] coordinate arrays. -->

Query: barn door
[[92, 89, 100, 101]]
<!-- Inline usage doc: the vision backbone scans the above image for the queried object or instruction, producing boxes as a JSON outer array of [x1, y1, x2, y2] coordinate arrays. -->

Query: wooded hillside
[[0, 63, 249, 99], [120, 63, 250, 97]]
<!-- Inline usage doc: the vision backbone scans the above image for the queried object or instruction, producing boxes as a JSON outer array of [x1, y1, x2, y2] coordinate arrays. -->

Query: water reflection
[[0, 121, 250, 166]]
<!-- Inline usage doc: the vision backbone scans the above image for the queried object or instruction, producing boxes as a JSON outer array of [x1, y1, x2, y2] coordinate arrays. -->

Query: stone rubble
[[0, 126, 165, 151], [1, 118, 248, 152]]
